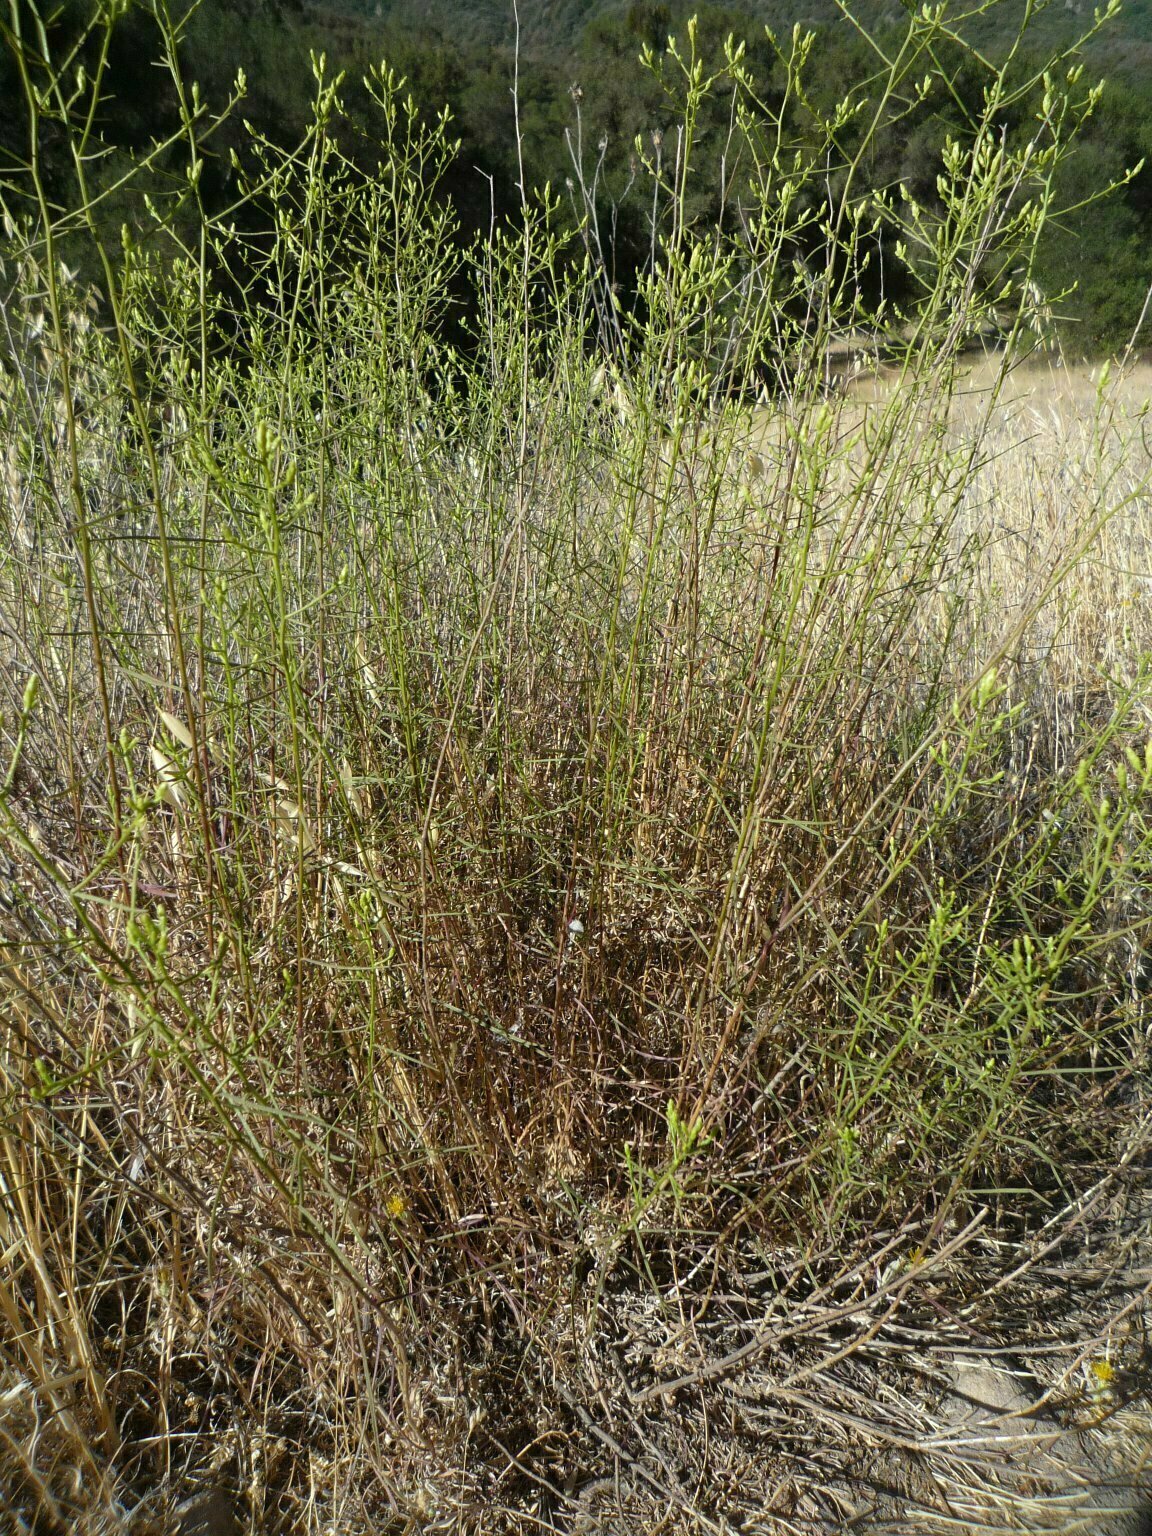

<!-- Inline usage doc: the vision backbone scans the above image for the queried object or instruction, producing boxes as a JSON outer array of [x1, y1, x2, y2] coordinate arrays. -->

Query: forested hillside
[[3, 0, 1151, 349], [316, 0, 1152, 65]]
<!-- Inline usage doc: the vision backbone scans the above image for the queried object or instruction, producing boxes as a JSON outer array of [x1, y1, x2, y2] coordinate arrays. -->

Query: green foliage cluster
[[3, 0, 1152, 350]]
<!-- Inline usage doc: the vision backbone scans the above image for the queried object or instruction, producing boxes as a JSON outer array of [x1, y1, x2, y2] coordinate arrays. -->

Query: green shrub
[[1, 2, 1150, 1530]]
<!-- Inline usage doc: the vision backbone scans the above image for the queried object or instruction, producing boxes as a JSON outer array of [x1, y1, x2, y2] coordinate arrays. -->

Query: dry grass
[[4, 302, 1152, 1533]]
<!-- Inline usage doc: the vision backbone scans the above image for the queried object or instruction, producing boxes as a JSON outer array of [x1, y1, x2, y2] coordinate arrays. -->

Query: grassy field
[[4, 5, 1152, 1533]]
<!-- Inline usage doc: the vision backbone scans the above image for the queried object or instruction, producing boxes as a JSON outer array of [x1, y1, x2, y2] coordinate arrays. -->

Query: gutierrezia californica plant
[[1, 0, 1151, 1530]]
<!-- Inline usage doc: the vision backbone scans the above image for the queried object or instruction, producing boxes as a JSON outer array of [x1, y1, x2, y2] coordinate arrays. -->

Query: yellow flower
[[1088, 1357, 1116, 1397], [386, 1194, 408, 1219]]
